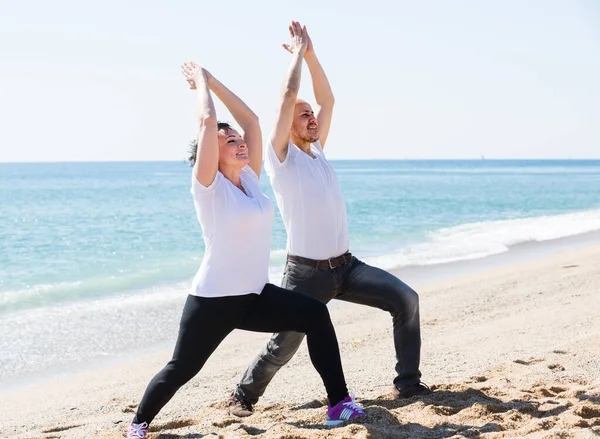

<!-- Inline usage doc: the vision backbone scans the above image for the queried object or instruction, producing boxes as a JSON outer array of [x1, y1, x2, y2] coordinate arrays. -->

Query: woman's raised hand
[[181, 61, 212, 90]]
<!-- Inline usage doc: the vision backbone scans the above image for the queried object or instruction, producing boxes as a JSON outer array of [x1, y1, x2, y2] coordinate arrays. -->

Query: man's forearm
[[281, 53, 304, 100], [271, 21, 309, 155], [305, 52, 334, 106]]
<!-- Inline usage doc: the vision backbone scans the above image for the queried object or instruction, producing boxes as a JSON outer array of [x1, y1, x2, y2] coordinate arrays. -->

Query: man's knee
[[403, 286, 419, 309], [390, 282, 420, 317]]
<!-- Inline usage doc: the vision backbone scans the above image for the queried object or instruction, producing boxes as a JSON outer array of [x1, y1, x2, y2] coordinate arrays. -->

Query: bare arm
[[304, 37, 335, 148], [282, 26, 335, 148], [271, 21, 309, 162], [206, 74, 262, 177], [181, 62, 218, 187]]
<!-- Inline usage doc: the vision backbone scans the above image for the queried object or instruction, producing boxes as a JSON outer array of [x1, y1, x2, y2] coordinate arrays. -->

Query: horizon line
[[2, 158, 600, 165]]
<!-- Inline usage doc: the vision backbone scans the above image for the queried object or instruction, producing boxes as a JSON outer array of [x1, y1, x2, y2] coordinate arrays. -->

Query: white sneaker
[[125, 422, 148, 438]]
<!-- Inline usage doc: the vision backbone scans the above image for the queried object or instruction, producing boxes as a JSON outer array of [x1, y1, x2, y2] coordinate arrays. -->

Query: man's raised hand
[[281, 21, 309, 57]]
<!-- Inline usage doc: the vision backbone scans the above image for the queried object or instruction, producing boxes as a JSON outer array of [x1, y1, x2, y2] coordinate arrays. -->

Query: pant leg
[[237, 283, 348, 406], [235, 265, 336, 404], [133, 294, 254, 424], [339, 258, 422, 389]]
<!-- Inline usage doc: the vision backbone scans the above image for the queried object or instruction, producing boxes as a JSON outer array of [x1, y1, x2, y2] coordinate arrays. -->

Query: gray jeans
[[234, 256, 422, 404]]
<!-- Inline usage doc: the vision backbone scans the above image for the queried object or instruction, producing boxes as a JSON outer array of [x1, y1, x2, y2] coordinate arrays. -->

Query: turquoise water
[[1, 160, 600, 383]]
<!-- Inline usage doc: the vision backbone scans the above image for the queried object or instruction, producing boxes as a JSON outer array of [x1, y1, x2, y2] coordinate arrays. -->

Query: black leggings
[[133, 283, 348, 424]]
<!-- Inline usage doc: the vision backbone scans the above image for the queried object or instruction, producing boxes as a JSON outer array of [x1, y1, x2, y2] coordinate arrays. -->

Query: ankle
[[328, 395, 347, 407]]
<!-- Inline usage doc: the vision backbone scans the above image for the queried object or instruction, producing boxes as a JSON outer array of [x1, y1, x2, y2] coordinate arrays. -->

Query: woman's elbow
[[198, 115, 218, 128]]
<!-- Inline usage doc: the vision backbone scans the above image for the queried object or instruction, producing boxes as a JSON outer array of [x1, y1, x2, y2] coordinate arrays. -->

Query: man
[[228, 21, 430, 417]]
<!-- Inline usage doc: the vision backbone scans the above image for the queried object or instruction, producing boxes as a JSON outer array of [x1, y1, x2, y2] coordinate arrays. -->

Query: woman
[[125, 38, 364, 439]]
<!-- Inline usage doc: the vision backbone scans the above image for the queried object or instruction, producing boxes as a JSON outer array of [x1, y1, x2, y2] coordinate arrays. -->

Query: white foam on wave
[[0, 280, 192, 381], [0, 268, 192, 313], [2, 280, 191, 319], [1, 248, 290, 315], [0, 281, 83, 311], [364, 208, 600, 271]]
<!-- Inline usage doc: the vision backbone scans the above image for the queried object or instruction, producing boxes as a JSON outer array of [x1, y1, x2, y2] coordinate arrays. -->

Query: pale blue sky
[[1, 0, 599, 162]]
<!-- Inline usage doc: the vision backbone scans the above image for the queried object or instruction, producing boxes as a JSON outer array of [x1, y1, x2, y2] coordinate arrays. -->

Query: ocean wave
[[364, 208, 600, 270], [3, 209, 599, 314], [0, 248, 290, 314], [0, 267, 195, 314]]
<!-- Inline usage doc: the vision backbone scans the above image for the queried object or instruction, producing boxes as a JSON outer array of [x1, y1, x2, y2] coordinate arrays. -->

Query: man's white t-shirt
[[190, 166, 274, 297], [264, 140, 349, 260]]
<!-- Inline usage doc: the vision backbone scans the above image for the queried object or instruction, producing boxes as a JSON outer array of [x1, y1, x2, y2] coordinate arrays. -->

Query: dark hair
[[188, 122, 232, 165]]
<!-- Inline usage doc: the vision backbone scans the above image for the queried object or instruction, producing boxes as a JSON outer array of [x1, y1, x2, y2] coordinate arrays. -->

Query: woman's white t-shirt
[[190, 166, 274, 298]]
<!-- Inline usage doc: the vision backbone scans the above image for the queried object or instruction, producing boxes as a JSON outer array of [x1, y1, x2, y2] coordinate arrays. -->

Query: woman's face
[[218, 128, 249, 167]]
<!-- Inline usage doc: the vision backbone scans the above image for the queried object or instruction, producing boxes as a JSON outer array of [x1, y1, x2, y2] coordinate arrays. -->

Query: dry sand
[[2, 244, 600, 439]]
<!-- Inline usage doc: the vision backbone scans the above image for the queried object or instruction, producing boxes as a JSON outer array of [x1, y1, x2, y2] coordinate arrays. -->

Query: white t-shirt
[[264, 140, 349, 260], [190, 166, 274, 297]]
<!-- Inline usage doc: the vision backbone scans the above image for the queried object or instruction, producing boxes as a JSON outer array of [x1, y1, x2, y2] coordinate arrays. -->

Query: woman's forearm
[[208, 75, 258, 129]]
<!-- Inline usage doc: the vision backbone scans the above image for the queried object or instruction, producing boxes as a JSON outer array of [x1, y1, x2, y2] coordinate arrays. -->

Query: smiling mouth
[[308, 124, 318, 130]]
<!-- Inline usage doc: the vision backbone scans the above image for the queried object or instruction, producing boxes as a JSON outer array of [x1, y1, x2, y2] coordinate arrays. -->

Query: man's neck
[[291, 137, 314, 156]]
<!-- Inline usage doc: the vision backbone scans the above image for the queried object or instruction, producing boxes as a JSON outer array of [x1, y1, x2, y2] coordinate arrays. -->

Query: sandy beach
[[2, 243, 600, 439]]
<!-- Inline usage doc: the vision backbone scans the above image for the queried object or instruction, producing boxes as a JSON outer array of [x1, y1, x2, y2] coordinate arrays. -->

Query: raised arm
[[283, 27, 335, 149], [271, 21, 309, 162], [184, 63, 262, 177], [181, 62, 218, 187], [206, 74, 262, 177], [303, 29, 334, 148]]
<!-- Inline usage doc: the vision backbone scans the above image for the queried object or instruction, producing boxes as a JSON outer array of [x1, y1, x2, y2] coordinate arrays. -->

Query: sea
[[1, 160, 600, 388]]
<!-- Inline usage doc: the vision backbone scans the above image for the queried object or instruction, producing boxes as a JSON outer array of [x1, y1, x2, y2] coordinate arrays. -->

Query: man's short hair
[[188, 122, 232, 165]]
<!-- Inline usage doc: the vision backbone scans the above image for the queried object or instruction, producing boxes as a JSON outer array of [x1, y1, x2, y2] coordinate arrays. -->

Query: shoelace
[[343, 391, 364, 414], [419, 382, 431, 392], [127, 422, 148, 438]]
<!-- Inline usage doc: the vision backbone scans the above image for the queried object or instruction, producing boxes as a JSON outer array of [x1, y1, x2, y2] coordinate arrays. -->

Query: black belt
[[287, 251, 352, 269]]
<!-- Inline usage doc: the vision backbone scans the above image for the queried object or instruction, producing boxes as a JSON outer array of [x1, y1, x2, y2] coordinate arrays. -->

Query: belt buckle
[[327, 257, 336, 269]]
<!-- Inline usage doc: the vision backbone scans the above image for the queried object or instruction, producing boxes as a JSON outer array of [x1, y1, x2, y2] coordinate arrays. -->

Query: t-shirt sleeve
[[264, 139, 295, 175], [190, 170, 221, 196], [190, 171, 222, 238]]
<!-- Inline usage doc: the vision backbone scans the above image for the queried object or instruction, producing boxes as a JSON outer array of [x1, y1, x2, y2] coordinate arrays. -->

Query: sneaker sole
[[228, 409, 253, 418], [325, 419, 346, 426]]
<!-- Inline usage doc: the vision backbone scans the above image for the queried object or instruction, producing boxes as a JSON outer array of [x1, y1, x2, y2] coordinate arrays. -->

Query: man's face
[[291, 102, 319, 143]]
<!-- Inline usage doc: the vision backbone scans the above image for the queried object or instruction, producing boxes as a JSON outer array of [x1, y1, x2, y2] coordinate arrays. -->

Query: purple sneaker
[[326, 393, 365, 426]]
